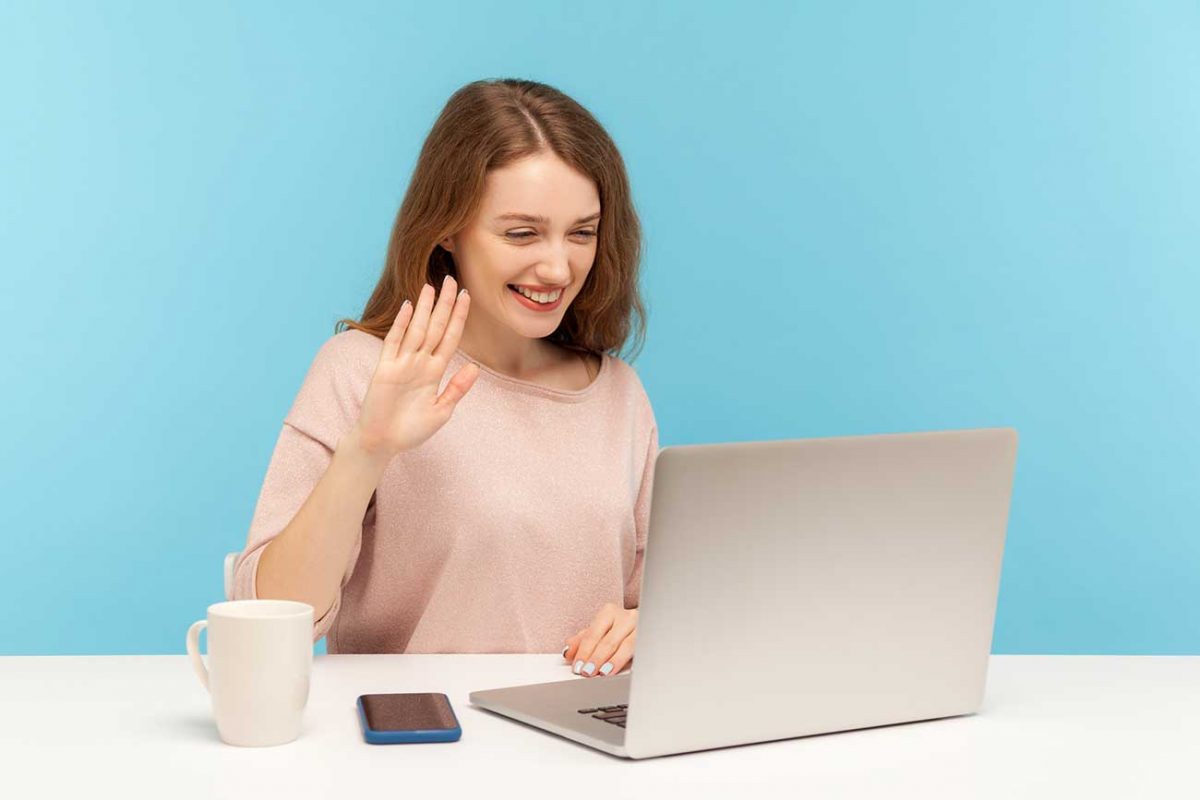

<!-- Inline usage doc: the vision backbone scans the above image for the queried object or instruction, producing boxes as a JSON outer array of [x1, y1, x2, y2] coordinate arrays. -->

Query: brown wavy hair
[[335, 78, 647, 362]]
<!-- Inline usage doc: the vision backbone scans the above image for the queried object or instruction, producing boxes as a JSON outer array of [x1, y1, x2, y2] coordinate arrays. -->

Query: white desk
[[1, 655, 1196, 798]]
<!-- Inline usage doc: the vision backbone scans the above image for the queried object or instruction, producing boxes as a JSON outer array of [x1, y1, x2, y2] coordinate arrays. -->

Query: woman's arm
[[247, 275, 476, 627], [254, 426, 392, 621]]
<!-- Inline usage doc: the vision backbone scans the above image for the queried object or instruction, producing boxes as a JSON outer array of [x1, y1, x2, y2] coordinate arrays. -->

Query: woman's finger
[[598, 630, 636, 677], [382, 299, 414, 361], [432, 286, 470, 360], [434, 361, 480, 412], [398, 283, 436, 355], [421, 275, 458, 354], [572, 603, 619, 676], [579, 610, 637, 678], [562, 629, 586, 662]]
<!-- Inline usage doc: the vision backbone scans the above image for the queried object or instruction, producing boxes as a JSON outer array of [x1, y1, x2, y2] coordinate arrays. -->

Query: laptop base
[[469, 672, 631, 758]]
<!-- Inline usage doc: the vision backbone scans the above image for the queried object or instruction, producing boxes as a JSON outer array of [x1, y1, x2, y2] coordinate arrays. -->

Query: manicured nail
[[599, 662, 613, 675], [583, 662, 596, 676], [573, 660, 583, 674], [561, 645, 569, 658], [401, 299, 411, 308]]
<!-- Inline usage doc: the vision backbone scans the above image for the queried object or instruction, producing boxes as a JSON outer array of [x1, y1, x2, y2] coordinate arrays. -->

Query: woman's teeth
[[509, 285, 562, 304]]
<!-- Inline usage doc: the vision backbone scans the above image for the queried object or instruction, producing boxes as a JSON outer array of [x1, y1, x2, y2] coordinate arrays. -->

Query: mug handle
[[186, 620, 210, 692]]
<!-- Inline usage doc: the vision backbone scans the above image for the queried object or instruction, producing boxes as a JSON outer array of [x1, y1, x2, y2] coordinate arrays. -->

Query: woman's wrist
[[337, 426, 399, 476]]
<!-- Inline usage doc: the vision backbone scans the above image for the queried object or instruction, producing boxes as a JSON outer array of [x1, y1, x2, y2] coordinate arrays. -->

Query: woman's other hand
[[562, 602, 637, 677], [353, 275, 480, 460]]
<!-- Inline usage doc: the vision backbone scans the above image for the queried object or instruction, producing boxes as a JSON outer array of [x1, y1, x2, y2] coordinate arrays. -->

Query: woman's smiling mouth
[[507, 283, 565, 311]]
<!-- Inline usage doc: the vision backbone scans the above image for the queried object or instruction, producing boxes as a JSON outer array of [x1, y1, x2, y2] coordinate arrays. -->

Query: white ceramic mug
[[186, 599, 314, 746]]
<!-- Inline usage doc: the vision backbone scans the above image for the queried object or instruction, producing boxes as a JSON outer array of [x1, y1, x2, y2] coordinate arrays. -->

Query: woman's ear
[[439, 236, 454, 253]]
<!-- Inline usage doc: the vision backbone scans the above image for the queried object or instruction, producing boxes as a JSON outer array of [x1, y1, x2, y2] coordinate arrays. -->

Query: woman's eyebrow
[[494, 211, 601, 224]]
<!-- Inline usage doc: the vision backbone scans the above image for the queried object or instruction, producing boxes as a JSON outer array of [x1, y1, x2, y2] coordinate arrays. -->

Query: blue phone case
[[356, 693, 463, 744]]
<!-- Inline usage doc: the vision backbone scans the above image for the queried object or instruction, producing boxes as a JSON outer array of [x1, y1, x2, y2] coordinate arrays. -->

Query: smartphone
[[356, 692, 462, 744]]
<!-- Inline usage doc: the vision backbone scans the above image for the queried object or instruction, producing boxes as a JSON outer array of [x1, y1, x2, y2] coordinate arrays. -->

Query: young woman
[[232, 79, 658, 680]]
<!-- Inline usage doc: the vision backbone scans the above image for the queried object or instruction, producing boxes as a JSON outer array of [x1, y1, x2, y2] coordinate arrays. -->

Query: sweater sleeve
[[623, 394, 660, 610], [230, 331, 377, 643]]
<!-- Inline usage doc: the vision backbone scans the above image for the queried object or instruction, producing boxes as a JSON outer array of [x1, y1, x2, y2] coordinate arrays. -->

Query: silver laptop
[[469, 427, 1019, 759]]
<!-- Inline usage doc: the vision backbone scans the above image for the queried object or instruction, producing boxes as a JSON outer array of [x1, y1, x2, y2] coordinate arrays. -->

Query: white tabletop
[[1, 654, 1196, 799]]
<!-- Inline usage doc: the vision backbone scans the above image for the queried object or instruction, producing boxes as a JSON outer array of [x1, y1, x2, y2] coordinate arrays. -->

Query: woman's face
[[440, 151, 601, 344]]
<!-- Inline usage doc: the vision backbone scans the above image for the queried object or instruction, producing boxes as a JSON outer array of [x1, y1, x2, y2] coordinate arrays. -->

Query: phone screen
[[357, 693, 462, 743]]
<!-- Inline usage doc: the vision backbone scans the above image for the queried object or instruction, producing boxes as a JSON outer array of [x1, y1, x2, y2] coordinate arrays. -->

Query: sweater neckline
[[451, 346, 608, 402]]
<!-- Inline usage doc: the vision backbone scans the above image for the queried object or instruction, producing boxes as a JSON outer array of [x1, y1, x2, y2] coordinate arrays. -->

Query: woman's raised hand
[[352, 275, 480, 460]]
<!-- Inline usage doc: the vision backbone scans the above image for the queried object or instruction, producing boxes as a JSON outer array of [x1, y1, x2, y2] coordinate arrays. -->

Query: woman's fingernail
[[561, 645, 569, 658], [573, 660, 583, 674], [599, 662, 613, 675], [583, 662, 596, 676]]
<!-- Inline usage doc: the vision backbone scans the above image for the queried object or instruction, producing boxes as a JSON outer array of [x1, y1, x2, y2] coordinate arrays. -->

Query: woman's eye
[[505, 230, 596, 240]]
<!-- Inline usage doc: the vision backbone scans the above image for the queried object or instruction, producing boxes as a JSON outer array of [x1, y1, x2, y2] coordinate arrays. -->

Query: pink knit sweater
[[232, 329, 659, 654]]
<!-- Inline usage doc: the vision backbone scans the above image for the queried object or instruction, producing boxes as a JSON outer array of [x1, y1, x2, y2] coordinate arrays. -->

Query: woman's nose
[[538, 253, 572, 285]]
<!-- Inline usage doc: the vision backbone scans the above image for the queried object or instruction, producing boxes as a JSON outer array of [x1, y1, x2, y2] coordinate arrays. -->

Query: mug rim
[[207, 599, 314, 620]]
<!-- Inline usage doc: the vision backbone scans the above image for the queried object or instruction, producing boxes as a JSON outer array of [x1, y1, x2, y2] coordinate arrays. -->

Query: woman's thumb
[[435, 362, 480, 410]]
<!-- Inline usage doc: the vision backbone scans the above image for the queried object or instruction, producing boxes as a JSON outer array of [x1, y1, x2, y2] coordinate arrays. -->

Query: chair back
[[224, 552, 239, 601]]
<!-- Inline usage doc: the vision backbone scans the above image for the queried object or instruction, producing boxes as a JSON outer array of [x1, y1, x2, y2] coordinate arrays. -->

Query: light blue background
[[1, 1, 1196, 656]]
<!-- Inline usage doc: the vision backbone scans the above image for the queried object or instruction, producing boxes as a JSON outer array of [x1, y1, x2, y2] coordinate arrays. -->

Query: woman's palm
[[356, 275, 480, 457]]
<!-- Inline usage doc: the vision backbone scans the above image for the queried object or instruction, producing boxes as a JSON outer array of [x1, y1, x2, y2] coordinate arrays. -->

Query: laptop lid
[[623, 427, 1018, 759]]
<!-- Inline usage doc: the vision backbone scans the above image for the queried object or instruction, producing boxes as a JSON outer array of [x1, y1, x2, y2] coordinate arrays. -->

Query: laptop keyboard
[[577, 703, 628, 728]]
